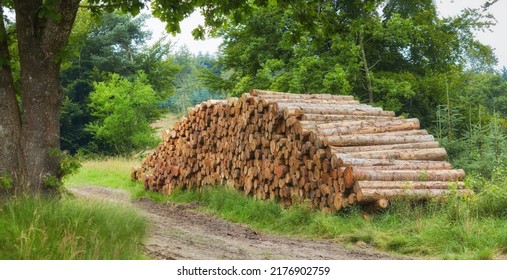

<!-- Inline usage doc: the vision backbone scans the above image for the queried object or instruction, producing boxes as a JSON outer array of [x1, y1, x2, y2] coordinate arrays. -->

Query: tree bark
[[351, 168, 465, 182], [355, 187, 469, 202], [333, 148, 447, 161], [323, 133, 434, 147], [250, 89, 355, 101], [0, 3, 26, 195], [331, 157, 452, 170], [353, 181, 466, 193], [326, 140, 440, 155], [358, 31, 374, 104], [300, 113, 398, 121], [0, 0, 81, 194]]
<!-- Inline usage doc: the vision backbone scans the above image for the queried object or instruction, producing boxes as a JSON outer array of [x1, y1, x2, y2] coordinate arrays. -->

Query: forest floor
[[70, 185, 399, 260]]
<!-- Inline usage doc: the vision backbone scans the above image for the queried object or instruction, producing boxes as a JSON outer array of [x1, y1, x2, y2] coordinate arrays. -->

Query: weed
[[0, 173, 13, 190]]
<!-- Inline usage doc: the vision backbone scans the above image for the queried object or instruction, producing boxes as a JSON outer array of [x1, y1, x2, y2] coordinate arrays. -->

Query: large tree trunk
[[0, 3, 26, 196], [19, 52, 64, 192], [15, 0, 80, 193], [0, 0, 80, 195]]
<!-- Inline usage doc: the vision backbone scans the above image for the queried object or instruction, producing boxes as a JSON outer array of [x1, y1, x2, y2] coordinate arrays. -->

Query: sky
[[144, 12, 221, 56], [146, 0, 507, 69], [437, 0, 507, 69]]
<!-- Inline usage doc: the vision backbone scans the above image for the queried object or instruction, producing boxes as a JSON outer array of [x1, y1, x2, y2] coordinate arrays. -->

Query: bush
[[468, 164, 507, 218], [87, 72, 161, 155]]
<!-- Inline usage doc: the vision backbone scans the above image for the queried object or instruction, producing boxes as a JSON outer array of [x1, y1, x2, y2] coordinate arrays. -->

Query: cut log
[[356, 188, 470, 202], [369, 199, 389, 211], [353, 181, 466, 193], [309, 118, 420, 136], [326, 141, 440, 155], [352, 169, 465, 182], [301, 114, 399, 122], [333, 148, 447, 161], [293, 107, 395, 117], [250, 89, 356, 101], [323, 134, 434, 147], [134, 90, 466, 213], [331, 157, 452, 170]]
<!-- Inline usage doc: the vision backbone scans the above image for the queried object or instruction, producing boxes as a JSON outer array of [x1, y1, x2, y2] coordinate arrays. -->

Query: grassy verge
[[0, 195, 147, 259], [67, 157, 507, 260], [164, 186, 507, 259]]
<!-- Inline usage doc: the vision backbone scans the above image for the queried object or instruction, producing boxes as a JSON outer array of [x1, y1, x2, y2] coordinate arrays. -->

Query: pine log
[[323, 134, 434, 147], [301, 118, 419, 132], [250, 89, 356, 101], [333, 148, 447, 161], [136, 90, 466, 213], [316, 122, 420, 137], [356, 187, 470, 202], [326, 141, 440, 155], [368, 199, 389, 211], [331, 157, 452, 170], [353, 181, 466, 194], [351, 168, 465, 182], [293, 107, 395, 118], [300, 114, 399, 122]]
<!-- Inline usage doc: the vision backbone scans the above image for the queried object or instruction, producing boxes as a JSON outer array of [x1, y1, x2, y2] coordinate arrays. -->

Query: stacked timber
[[132, 90, 468, 212]]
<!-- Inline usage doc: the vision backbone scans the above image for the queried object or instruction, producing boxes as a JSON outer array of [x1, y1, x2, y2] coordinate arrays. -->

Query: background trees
[[60, 11, 179, 154], [0, 0, 255, 195], [57, 1, 507, 178], [211, 1, 496, 119]]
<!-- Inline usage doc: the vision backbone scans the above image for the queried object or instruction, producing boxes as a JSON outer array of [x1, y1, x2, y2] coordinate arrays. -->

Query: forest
[[56, 1, 507, 178], [1, 0, 507, 260]]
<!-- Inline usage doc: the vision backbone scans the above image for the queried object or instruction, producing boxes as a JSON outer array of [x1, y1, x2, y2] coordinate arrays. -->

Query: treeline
[[59, 1, 507, 178], [59, 11, 222, 156], [201, 0, 507, 178]]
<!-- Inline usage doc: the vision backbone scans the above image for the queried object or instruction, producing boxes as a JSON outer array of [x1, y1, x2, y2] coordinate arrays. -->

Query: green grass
[[0, 195, 147, 259], [65, 157, 143, 190], [66, 157, 507, 260], [64, 157, 176, 204]]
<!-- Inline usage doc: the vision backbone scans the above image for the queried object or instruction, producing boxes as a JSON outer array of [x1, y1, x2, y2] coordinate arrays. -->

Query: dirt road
[[70, 186, 398, 260]]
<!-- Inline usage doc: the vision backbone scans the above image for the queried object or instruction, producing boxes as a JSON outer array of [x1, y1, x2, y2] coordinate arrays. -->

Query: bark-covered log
[[134, 90, 467, 213], [353, 180, 466, 194], [323, 134, 435, 147], [326, 141, 440, 155], [351, 168, 465, 182], [356, 187, 470, 202], [331, 157, 452, 170], [332, 148, 447, 161]]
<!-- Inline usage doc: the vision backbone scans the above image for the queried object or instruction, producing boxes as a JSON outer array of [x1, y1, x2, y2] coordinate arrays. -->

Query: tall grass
[[0, 195, 147, 259]]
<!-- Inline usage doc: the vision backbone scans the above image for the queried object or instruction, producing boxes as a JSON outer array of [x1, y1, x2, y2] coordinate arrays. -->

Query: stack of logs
[[132, 90, 468, 212]]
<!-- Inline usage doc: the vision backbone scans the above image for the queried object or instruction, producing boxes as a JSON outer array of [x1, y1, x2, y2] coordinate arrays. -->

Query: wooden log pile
[[132, 90, 468, 212]]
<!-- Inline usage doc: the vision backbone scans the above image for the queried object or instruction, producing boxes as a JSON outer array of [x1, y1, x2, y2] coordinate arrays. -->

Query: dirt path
[[70, 186, 399, 260]]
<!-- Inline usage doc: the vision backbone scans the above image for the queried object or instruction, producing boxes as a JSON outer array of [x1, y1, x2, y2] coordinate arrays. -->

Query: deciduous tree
[[0, 0, 254, 196]]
